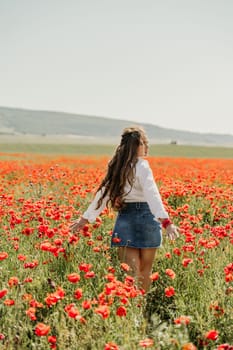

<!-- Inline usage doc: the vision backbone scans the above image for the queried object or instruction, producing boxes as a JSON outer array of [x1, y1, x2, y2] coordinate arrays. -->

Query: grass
[[0, 143, 232, 158]]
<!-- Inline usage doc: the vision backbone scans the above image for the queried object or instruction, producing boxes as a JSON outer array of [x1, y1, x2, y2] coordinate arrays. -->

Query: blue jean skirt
[[111, 202, 162, 249]]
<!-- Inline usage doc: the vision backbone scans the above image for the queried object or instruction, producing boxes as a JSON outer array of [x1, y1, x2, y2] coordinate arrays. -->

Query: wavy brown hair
[[96, 126, 148, 210]]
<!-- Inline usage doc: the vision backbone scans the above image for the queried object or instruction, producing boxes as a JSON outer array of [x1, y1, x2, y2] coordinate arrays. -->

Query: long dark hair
[[96, 126, 148, 210]]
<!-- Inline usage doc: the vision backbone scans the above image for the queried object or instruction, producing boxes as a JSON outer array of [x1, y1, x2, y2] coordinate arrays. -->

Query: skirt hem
[[111, 244, 162, 249]]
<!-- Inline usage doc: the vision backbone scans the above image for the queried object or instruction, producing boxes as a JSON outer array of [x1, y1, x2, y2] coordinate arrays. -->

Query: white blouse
[[82, 158, 169, 223]]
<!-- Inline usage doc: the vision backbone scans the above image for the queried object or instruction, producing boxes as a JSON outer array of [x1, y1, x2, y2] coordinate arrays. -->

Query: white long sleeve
[[137, 159, 169, 219], [82, 189, 109, 223], [124, 158, 169, 219]]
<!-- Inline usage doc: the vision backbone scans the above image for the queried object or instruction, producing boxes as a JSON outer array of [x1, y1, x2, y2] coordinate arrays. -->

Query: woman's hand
[[165, 224, 180, 241], [69, 217, 88, 233]]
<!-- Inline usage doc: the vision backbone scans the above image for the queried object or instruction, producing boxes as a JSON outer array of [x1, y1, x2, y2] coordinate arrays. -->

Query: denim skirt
[[111, 202, 162, 249]]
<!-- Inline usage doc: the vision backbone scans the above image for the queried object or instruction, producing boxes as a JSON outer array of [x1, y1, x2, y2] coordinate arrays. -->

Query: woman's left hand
[[69, 217, 88, 233], [166, 224, 180, 241]]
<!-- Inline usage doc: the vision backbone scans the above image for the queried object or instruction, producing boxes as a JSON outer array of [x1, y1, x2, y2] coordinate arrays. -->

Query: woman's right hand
[[166, 224, 180, 241], [69, 217, 88, 233]]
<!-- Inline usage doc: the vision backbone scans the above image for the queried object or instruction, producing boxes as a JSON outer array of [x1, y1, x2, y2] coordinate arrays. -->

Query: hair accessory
[[130, 131, 139, 138]]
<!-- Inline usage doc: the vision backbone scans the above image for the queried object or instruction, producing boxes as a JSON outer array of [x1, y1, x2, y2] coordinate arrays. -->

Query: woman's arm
[[70, 188, 109, 232], [138, 160, 179, 240]]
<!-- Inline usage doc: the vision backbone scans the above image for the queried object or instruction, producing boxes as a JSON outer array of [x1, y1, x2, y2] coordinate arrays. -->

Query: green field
[[0, 142, 232, 158]]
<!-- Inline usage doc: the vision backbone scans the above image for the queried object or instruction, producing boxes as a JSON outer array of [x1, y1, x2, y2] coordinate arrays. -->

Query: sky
[[0, 0, 233, 135]]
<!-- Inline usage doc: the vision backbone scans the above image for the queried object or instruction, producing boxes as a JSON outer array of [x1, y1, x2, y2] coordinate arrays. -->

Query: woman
[[70, 126, 179, 292]]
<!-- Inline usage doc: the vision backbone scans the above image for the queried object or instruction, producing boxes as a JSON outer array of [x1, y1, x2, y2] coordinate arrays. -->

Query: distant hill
[[0, 106, 233, 146]]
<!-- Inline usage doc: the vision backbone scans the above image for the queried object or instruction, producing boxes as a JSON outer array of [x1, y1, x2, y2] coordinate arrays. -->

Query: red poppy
[[112, 237, 121, 243], [150, 272, 159, 281], [17, 254, 27, 261], [165, 286, 175, 297], [84, 271, 95, 279], [217, 344, 233, 350], [4, 299, 15, 306], [8, 276, 19, 287], [165, 269, 176, 279], [0, 289, 8, 299], [94, 305, 110, 319], [67, 273, 80, 283], [0, 252, 8, 261], [34, 323, 50, 336], [182, 258, 193, 267], [82, 300, 92, 310], [64, 303, 80, 319], [24, 260, 39, 269], [124, 275, 135, 286], [174, 315, 190, 325], [182, 343, 197, 350], [173, 247, 181, 256], [48, 335, 57, 344], [104, 342, 119, 350], [45, 287, 65, 307], [205, 329, 219, 341], [139, 338, 154, 347], [24, 277, 33, 283], [74, 288, 83, 300], [116, 306, 127, 317], [26, 307, 37, 321], [79, 263, 93, 272], [120, 263, 130, 272]]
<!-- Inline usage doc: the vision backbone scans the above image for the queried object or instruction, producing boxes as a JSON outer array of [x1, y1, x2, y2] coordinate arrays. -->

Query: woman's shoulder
[[136, 157, 150, 171]]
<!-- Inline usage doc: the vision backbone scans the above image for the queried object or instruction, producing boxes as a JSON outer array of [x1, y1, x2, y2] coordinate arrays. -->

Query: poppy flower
[[174, 315, 190, 325], [116, 306, 127, 317], [79, 263, 92, 272], [173, 247, 181, 256], [67, 273, 80, 283], [124, 275, 135, 286], [104, 342, 119, 350], [217, 344, 233, 350], [205, 329, 219, 341], [45, 287, 65, 306], [74, 288, 83, 300], [84, 271, 95, 279], [165, 269, 176, 279], [120, 263, 130, 272], [139, 338, 154, 347], [17, 254, 27, 261], [23, 277, 33, 283], [4, 299, 15, 306], [48, 335, 57, 344], [112, 237, 121, 243], [0, 289, 8, 299], [182, 343, 197, 350], [0, 252, 8, 261], [34, 323, 50, 336], [24, 260, 39, 269], [150, 272, 159, 281], [94, 305, 110, 319], [182, 258, 193, 267], [82, 300, 92, 310], [26, 307, 37, 320], [8, 276, 19, 287], [64, 303, 80, 319], [165, 286, 175, 297]]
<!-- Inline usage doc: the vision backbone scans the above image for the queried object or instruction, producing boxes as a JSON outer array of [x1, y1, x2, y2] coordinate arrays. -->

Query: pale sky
[[1, 0, 233, 135]]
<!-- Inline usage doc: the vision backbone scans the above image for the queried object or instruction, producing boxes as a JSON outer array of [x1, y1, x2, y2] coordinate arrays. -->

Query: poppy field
[[0, 153, 232, 350]]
